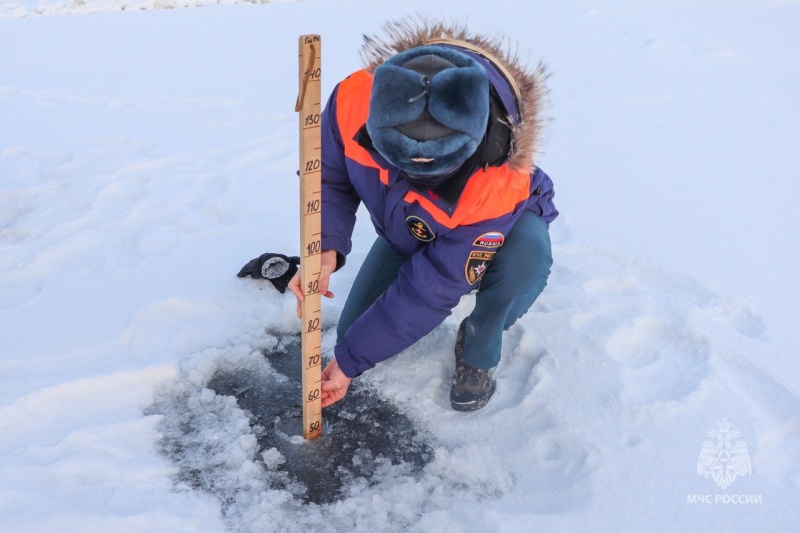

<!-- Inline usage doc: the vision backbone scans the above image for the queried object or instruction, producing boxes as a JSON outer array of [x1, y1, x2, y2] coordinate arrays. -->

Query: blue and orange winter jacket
[[322, 36, 558, 378]]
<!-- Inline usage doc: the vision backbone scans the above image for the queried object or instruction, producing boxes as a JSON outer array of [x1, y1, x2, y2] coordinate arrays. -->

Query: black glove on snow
[[237, 253, 300, 293]]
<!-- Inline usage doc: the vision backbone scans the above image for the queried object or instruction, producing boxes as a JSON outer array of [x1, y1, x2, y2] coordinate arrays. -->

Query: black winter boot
[[450, 319, 496, 412]]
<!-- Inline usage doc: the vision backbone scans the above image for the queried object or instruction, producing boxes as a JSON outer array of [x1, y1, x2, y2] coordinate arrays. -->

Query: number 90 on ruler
[[297, 34, 323, 440]]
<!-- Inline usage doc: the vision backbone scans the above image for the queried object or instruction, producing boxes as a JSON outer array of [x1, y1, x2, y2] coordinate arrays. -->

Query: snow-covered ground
[[1, 0, 799, 531]]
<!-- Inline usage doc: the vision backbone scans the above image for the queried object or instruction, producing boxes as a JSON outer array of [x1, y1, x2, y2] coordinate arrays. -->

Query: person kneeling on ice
[[288, 20, 558, 412]]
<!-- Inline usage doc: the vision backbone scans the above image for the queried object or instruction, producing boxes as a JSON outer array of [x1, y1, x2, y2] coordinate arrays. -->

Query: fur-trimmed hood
[[360, 18, 548, 172]]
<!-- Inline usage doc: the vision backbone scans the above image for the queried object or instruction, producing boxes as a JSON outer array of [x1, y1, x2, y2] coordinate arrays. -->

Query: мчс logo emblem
[[465, 251, 495, 285], [697, 418, 752, 490]]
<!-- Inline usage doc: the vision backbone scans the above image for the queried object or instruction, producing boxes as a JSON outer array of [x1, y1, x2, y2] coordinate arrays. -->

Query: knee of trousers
[[488, 234, 552, 302]]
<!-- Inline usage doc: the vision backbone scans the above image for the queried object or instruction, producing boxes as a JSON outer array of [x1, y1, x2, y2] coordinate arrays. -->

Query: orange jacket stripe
[[335, 70, 389, 185], [403, 165, 530, 229]]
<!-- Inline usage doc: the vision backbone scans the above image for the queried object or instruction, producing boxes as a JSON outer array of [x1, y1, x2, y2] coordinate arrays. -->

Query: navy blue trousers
[[337, 211, 553, 369]]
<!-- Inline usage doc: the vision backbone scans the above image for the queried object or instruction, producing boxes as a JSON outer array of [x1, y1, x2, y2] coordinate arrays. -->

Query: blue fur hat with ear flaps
[[367, 45, 490, 176]]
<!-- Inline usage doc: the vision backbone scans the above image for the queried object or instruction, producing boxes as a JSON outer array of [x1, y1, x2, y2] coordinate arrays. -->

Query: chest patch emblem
[[406, 216, 436, 242], [465, 251, 495, 285], [473, 231, 505, 249]]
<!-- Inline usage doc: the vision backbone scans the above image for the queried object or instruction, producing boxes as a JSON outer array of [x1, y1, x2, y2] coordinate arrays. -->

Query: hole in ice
[[149, 334, 434, 507]]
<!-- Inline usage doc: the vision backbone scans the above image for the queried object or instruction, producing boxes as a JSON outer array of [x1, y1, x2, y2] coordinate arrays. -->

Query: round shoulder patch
[[406, 216, 436, 242]]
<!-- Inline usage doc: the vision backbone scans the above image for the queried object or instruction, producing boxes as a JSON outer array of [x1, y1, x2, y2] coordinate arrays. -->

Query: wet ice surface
[[208, 336, 433, 504], [148, 333, 433, 511]]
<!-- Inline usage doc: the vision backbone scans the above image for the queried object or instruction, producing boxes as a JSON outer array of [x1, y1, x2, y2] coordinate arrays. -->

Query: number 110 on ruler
[[297, 34, 322, 440]]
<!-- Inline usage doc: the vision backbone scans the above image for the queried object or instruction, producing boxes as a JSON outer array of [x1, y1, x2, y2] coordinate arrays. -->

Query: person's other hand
[[320, 358, 352, 407], [287, 250, 337, 318]]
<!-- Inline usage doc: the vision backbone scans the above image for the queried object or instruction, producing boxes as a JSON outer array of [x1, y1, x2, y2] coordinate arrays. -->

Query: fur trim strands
[[360, 17, 549, 172]]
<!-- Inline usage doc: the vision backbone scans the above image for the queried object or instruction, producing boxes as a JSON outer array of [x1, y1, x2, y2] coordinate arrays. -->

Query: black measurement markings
[[305, 239, 321, 257], [306, 276, 320, 295], [303, 158, 321, 173], [304, 199, 321, 216], [304, 232, 322, 257], [305, 68, 322, 81], [303, 113, 321, 129], [306, 351, 321, 368], [306, 387, 321, 402]]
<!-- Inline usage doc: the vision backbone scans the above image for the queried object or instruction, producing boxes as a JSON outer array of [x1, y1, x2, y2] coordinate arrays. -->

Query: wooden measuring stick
[[296, 34, 323, 440]]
